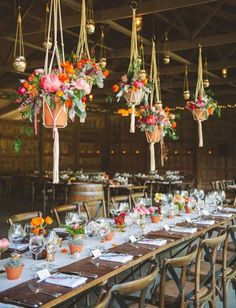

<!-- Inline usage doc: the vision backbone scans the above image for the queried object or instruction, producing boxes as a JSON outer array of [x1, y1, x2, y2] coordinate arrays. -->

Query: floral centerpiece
[[173, 194, 186, 212], [137, 104, 179, 141], [4, 254, 24, 280], [64, 223, 85, 254], [0, 238, 9, 259], [133, 205, 155, 229], [30, 216, 53, 235], [113, 212, 126, 230]]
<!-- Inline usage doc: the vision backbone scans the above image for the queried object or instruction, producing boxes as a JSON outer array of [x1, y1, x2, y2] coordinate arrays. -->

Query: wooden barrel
[[68, 183, 105, 204]]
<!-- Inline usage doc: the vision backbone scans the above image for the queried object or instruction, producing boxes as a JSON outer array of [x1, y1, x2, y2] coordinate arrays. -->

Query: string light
[[222, 68, 228, 78], [135, 16, 143, 32]]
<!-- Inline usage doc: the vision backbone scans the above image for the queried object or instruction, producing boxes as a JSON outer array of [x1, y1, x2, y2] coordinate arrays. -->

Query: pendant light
[[13, 7, 26, 73], [183, 65, 190, 100], [99, 26, 106, 69], [203, 57, 210, 88], [43, 2, 52, 50], [86, 0, 95, 34], [163, 32, 170, 64]]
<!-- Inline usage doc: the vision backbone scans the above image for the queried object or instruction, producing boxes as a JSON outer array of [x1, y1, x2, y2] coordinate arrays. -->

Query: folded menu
[[99, 253, 133, 263], [193, 220, 215, 225], [53, 227, 68, 234], [224, 207, 236, 213], [170, 227, 197, 234], [45, 273, 87, 288], [137, 238, 167, 246], [8, 243, 29, 251]]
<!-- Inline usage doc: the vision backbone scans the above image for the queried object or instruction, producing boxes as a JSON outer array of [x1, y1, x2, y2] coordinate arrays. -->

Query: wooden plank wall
[[0, 109, 235, 189]]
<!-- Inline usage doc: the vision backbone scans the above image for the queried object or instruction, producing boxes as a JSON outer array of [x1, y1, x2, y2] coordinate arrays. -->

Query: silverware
[[90, 259, 119, 269], [129, 242, 155, 251], [113, 250, 143, 257], [0, 297, 42, 308], [28, 284, 62, 298], [60, 271, 98, 279]]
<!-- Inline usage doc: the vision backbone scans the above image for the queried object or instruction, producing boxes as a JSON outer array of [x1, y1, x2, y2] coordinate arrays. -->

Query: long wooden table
[[0, 212, 235, 307]]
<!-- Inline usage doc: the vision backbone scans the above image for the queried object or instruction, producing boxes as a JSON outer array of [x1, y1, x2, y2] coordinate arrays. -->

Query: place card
[[186, 217, 192, 223], [218, 206, 223, 211], [91, 249, 102, 258], [37, 268, 51, 281], [129, 235, 137, 243], [163, 224, 170, 231]]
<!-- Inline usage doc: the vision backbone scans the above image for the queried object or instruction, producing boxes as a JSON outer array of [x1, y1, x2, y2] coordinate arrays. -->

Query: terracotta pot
[[68, 244, 83, 254], [43, 98, 68, 128], [192, 108, 208, 121], [5, 265, 24, 280], [145, 125, 162, 143], [124, 88, 143, 104], [105, 232, 115, 241], [151, 215, 161, 223], [185, 206, 192, 214]]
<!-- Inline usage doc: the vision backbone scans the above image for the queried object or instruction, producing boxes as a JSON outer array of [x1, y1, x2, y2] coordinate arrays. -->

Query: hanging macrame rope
[[129, 6, 138, 71], [14, 9, 25, 58], [43, 0, 66, 184], [195, 45, 205, 99], [76, 0, 90, 60], [149, 40, 160, 107]]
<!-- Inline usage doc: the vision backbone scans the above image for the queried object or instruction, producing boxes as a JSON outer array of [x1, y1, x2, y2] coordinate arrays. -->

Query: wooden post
[[101, 113, 109, 172]]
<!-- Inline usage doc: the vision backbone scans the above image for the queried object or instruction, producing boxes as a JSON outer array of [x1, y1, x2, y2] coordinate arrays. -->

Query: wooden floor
[[0, 197, 236, 308]]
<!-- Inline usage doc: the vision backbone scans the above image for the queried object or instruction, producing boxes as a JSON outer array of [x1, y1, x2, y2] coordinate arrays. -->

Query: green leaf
[[14, 138, 23, 153]]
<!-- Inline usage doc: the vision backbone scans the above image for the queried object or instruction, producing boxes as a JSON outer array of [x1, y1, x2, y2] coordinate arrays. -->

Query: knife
[[60, 271, 98, 279], [0, 297, 42, 307]]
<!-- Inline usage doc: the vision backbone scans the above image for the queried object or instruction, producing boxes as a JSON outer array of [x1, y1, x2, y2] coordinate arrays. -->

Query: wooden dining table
[[0, 210, 235, 308]]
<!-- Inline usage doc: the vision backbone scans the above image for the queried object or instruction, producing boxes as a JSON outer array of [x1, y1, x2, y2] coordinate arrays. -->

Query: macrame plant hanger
[[194, 45, 208, 147], [126, 1, 142, 133], [147, 39, 163, 172], [43, 0, 66, 184]]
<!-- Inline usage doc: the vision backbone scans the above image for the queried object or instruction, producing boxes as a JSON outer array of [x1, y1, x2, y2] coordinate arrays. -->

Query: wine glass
[[65, 212, 80, 225], [8, 224, 25, 251], [24, 223, 33, 241], [29, 235, 45, 261]]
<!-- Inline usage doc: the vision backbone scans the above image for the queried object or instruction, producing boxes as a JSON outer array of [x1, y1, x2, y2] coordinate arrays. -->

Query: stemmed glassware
[[8, 223, 25, 252], [29, 235, 45, 261]]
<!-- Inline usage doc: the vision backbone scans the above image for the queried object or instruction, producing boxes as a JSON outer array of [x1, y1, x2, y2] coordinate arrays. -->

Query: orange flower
[[172, 121, 177, 128], [143, 79, 148, 85], [62, 61, 75, 74], [58, 73, 69, 83], [31, 217, 44, 227], [23, 81, 30, 89], [103, 70, 109, 78], [33, 228, 40, 235], [45, 216, 53, 225], [165, 107, 171, 113], [65, 98, 72, 108], [112, 84, 119, 93], [57, 90, 64, 97]]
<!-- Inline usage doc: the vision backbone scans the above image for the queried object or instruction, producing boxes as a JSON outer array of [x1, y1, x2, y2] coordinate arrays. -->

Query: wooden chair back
[[51, 204, 79, 226], [68, 183, 105, 203], [111, 195, 131, 211], [84, 200, 106, 220], [159, 248, 197, 308], [194, 232, 227, 305], [111, 265, 158, 308], [130, 192, 148, 207], [6, 211, 42, 225], [95, 290, 112, 308]]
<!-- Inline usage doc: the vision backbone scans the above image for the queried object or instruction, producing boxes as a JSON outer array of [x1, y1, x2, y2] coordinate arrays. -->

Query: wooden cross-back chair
[[100, 265, 158, 308], [151, 248, 197, 308], [111, 195, 131, 211], [6, 211, 42, 225], [84, 199, 106, 220], [51, 204, 79, 226], [130, 192, 148, 208]]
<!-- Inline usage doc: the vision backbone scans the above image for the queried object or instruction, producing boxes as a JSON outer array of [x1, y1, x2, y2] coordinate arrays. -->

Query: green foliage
[[5, 257, 24, 268]]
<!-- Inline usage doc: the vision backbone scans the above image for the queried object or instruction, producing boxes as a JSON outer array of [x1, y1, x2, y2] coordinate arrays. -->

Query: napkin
[[223, 207, 236, 213], [8, 243, 29, 251], [53, 227, 68, 234], [211, 213, 232, 218], [99, 253, 133, 263], [137, 238, 167, 246], [45, 273, 87, 288], [170, 227, 197, 234], [193, 220, 215, 225]]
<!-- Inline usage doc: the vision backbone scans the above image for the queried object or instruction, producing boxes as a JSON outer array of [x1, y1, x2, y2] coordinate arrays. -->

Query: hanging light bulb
[[222, 68, 228, 78], [135, 16, 142, 32], [43, 3, 52, 50], [183, 65, 190, 100], [86, 0, 95, 34], [203, 57, 210, 88], [13, 7, 27, 73], [89, 94, 93, 101], [163, 32, 170, 64], [99, 26, 107, 68]]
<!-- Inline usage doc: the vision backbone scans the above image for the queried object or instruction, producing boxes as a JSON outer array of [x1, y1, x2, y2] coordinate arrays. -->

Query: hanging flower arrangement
[[185, 45, 221, 147]]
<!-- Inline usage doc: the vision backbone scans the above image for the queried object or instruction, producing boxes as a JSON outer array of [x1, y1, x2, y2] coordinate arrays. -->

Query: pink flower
[[149, 207, 155, 214], [18, 87, 26, 95], [73, 78, 91, 95], [133, 80, 144, 88], [34, 68, 44, 75], [195, 99, 205, 108], [146, 115, 157, 125], [40, 74, 62, 93], [0, 238, 9, 249]]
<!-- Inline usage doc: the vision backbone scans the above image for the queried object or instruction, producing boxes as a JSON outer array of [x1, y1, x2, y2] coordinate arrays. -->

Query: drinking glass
[[29, 235, 45, 261], [65, 212, 80, 225], [8, 224, 25, 251]]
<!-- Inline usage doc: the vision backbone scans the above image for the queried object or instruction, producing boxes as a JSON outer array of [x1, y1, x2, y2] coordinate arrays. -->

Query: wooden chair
[[130, 192, 148, 208], [95, 290, 112, 308], [51, 204, 79, 226], [111, 195, 131, 211], [186, 232, 227, 308], [84, 200, 106, 220], [151, 248, 197, 308], [109, 265, 158, 308], [6, 211, 42, 225]]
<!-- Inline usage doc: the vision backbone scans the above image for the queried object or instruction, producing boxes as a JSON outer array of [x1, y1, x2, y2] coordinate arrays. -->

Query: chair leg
[[209, 299, 216, 308]]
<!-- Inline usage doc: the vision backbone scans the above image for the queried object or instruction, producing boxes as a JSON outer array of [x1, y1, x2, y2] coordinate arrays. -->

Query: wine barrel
[[68, 183, 105, 204]]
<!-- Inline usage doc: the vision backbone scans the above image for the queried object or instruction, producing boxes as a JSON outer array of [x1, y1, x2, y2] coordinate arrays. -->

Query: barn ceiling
[[0, 0, 236, 119]]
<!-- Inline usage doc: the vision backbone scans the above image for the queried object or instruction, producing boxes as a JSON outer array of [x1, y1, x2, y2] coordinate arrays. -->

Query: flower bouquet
[[0, 238, 9, 259], [113, 212, 126, 230], [64, 223, 85, 254], [30, 216, 53, 235], [133, 205, 155, 229]]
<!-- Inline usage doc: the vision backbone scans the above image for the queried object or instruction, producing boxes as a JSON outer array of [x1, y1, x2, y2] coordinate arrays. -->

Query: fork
[[90, 259, 119, 269], [28, 284, 62, 298]]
